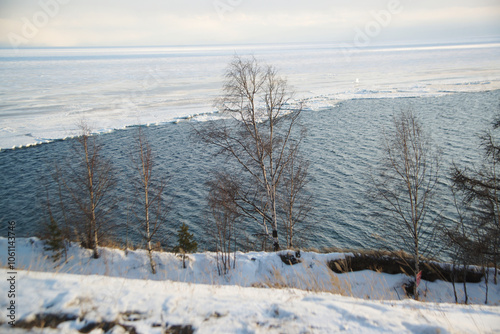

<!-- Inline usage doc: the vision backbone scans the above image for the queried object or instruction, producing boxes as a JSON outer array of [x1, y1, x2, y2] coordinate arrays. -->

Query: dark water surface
[[1, 90, 499, 253]]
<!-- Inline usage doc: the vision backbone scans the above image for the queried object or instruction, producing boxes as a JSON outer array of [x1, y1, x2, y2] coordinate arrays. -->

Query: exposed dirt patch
[[15, 313, 77, 329], [13, 312, 195, 334], [328, 252, 483, 283]]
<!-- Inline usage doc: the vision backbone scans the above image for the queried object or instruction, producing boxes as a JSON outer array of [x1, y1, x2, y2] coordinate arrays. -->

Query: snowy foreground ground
[[1, 238, 500, 333]]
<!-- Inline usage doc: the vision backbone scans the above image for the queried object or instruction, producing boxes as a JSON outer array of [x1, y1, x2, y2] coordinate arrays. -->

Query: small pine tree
[[174, 223, 198, 268], [43, 214, 65, 263]]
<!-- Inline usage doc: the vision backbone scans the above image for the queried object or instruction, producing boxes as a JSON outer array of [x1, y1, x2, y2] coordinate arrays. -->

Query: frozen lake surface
[[1, 41, 499, 150]]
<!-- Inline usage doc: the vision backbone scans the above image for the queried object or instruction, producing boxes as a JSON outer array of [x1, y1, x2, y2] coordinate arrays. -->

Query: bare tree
[[63, 123, 117, 258], [441, 188, 475, 304], [451, 115, 500, 288], [197, 56, 306, 251], [207, 172, 240, 275], [130, 127, 167, 274], [278, 154, 312, 249], [373, 109, 440, 298]]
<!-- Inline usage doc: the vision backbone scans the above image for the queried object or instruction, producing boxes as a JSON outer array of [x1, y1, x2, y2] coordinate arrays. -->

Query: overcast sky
[[1, 0, 499, 47]]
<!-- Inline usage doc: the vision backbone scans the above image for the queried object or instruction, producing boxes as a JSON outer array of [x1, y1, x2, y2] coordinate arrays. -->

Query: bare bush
[[207, 172, 240, 275]]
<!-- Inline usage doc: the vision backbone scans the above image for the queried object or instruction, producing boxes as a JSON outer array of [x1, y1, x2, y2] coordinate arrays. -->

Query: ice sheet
[[1, 42, 500, 150]]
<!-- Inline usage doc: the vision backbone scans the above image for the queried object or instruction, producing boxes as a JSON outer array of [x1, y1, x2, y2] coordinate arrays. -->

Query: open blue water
[[1, 90, 499, 253]]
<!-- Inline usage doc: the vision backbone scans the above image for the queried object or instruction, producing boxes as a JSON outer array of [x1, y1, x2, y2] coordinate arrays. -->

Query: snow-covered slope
[[1, 238, 499, 333], [2, 269, 499, 334]]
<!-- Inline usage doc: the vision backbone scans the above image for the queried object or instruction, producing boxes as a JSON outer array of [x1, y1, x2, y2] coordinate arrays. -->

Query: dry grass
[[4, 238, 489, 305], [259, 262, 354, 297], [99, 239, 127, 251]]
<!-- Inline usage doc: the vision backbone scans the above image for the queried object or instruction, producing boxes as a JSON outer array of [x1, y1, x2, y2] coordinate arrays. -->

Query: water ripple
[[1, 90, 499, 252]]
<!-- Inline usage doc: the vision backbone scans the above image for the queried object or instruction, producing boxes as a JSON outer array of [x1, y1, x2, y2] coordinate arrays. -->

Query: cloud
[[397, 4, 500, 25]]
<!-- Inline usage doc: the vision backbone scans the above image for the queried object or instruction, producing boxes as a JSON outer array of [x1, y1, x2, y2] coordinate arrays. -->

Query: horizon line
[[1, 35, 500, 51]]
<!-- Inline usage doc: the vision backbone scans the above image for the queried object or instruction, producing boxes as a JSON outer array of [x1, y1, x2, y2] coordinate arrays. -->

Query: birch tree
[[278, 154, 312, 249], [197, 56, 306, 251], [131, 127, 167, 274], [373, 109, 440, 298], [64, 123, 117, 259]]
